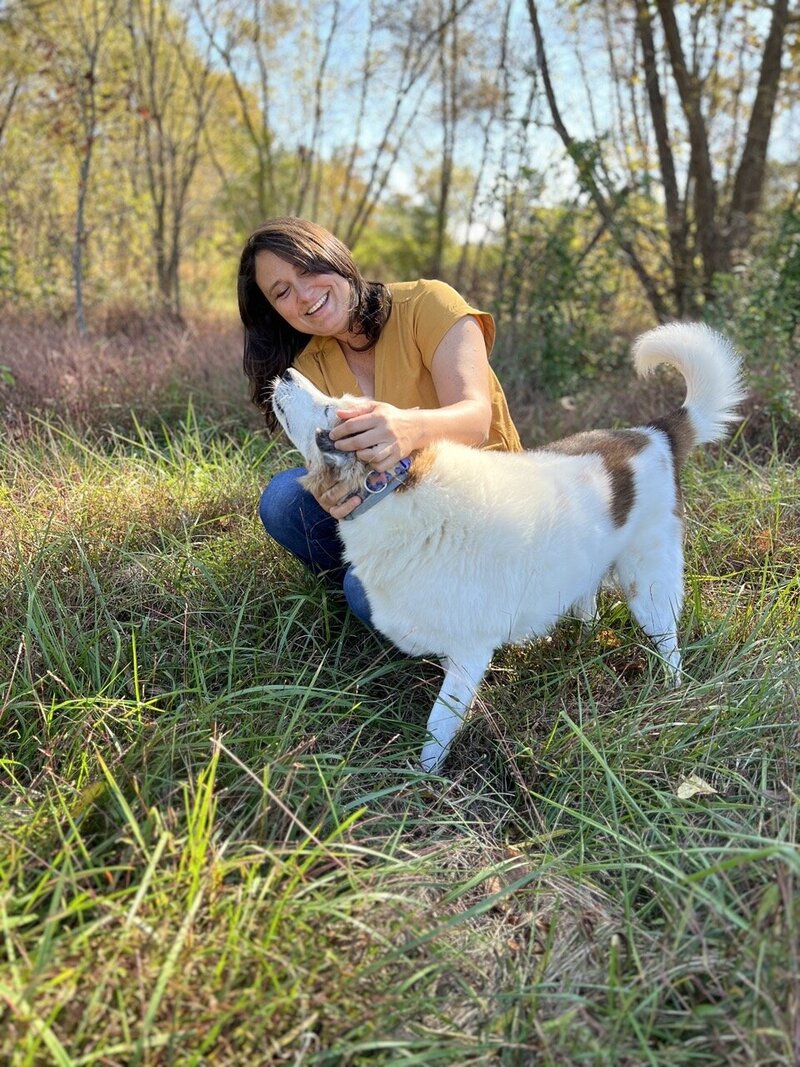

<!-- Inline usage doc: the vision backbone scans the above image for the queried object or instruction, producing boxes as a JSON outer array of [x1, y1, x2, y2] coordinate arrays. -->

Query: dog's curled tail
[[633, 323, 746, 445]]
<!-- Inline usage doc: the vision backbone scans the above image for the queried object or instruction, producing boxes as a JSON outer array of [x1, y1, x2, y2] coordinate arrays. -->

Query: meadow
[[1, 315, 798, 1065]]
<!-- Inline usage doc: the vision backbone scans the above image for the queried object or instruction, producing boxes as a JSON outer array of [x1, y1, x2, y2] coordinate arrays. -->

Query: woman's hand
[[327, 317, 492, 474], [310, 402, 420, 518], [312, 481, 362, 520], [329, 401, 419, 473], [313, 317, 492, 515]]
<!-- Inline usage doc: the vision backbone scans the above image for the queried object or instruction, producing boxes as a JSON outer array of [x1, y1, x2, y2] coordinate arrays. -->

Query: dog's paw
[[667, 668, 684, 690]]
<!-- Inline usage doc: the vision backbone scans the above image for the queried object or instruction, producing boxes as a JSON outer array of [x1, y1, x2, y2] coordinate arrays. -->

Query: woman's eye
[[276, 288, 289, 299]]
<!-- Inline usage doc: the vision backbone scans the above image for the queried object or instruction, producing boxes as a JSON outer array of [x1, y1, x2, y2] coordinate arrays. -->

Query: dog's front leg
[[420, 651, 493, 773], [571, 591, 599, 630]]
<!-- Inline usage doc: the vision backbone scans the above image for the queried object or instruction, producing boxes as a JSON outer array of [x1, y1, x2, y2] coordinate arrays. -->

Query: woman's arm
[[330, 315, 492, 462], [317, 316, 492, 519]]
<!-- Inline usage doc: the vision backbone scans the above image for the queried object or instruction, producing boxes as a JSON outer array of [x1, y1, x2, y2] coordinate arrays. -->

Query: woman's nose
[[296, 278, 314, 303]]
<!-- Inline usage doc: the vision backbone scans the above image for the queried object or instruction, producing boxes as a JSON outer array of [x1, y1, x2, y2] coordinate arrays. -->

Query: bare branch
[[303, 0, 341, 220], [525, 0, 669, 320], [0, 79, 19, 146]]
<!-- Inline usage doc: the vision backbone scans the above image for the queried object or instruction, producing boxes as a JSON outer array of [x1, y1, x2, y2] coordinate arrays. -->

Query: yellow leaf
[[676, 773, 718, 800]]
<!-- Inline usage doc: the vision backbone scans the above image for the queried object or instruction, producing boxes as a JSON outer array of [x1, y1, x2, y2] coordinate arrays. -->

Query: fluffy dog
[[271, 324, 745, 772]]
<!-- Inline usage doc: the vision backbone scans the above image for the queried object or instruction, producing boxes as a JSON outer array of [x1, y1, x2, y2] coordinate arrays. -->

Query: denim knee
[[343, 566, 373, 628], [259, 468, 306, 543], [259, 467, 345, 577]]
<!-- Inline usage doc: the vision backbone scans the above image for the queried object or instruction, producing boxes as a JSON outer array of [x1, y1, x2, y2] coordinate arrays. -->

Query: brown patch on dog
[[540, 429, 649, 527], [398, 446, 438, 492], [648, 409, 695, 511], [649, 409, 695, 469], [300, 456, 368, 507]]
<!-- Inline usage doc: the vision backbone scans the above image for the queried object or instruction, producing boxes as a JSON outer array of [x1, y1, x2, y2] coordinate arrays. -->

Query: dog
[[270, 323, 745, 772]]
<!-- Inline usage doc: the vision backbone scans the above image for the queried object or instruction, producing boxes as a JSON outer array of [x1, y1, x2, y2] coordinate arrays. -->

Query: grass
[[1, 396, 799, 1064]]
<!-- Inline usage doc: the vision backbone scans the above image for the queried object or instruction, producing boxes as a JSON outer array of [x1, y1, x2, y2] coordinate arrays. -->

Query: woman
[[238, 216, 522, 627]]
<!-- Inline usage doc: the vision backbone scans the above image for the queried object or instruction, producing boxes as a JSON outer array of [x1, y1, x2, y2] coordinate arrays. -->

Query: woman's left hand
[[328, 401, 419, 472]]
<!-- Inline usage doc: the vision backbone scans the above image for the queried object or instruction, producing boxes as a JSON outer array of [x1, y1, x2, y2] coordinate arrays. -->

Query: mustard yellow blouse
[[292, 279, 522, 452]]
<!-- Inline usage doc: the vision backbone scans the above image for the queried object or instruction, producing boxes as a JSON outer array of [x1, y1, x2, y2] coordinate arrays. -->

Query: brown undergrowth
[[513, 356, 800, 459], [0, 307, 262, 436], [2, 309, 797, 459]]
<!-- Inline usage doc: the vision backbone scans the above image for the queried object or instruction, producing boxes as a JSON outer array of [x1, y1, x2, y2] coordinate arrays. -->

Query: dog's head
[[270, 369, 370, 503]]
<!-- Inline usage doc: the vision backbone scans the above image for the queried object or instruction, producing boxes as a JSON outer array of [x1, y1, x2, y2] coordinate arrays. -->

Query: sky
[[193, 0, 798, 229]]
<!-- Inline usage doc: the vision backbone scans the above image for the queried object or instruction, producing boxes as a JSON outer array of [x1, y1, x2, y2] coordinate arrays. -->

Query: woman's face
[[255, 250, 352, 338]]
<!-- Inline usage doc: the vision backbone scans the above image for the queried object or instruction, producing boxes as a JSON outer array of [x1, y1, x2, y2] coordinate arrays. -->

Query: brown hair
[[237, 217, 392, 429]]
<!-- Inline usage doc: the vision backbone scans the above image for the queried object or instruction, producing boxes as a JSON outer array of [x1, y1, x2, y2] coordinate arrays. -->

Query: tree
[[126, 0, 219, 315], [525, 0, 795, 319], [191, 0, 299, 222], [13, 0, 121, 331]]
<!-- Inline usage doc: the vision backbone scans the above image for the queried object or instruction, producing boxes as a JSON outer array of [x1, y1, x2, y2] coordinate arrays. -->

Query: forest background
[[1, 0, 798, 433]]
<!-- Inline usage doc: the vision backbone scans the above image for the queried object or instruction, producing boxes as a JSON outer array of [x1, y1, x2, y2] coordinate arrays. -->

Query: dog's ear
[[301, 432, 366, 504], [315, 428, 349, 470]]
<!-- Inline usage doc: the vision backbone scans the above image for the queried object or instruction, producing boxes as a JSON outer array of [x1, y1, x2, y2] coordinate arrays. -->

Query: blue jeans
[[259, 468, 373, 628]]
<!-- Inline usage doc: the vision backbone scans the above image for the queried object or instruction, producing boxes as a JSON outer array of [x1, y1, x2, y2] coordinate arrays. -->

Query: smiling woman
[[238, 218, 391, 420], [237, 216, 522, 627]]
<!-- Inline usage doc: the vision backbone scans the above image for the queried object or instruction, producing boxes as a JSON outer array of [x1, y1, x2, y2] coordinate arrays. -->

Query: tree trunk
[[727, 0, 790, 258], [654, 0, 723, 291], [635, 0, 691, 316], [72, 145, 93, 336]]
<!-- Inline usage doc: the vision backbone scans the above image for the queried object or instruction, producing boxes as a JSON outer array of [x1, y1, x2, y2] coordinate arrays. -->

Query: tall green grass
[[1, 411, 798, 1064]]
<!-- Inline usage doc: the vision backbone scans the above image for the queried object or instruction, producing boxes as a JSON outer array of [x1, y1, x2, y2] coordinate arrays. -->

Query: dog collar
[[341, 457, 412, 521]]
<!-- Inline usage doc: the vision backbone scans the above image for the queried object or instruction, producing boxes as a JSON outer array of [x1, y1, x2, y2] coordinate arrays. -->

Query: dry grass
[[2, 309, 796, 461], [0, 308, 262, 437], [512, 356, 800, 461]]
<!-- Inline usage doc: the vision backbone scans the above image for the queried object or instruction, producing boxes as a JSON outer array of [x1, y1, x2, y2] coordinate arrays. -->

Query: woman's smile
[[306, 291, 329, 316]]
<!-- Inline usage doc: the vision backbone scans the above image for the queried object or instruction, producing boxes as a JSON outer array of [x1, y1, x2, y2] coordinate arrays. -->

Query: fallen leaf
[[676, 773, 719, 800]]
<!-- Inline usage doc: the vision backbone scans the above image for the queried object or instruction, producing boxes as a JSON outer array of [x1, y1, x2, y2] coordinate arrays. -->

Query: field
[[1, 318, 799, 1064]]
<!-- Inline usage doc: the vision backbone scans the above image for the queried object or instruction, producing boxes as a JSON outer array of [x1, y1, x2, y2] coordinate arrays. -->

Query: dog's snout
[[315, 428, 338, 454], [280, 368, 293, 383]]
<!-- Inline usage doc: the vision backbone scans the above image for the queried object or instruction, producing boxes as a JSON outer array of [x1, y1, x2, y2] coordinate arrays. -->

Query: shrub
[[708, 209, 800, 455], [490, 204, 630, 403]]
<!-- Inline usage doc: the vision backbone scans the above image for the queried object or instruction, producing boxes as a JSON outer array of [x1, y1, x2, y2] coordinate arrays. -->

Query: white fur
[[633, 322, 746, 444], [271, 324, 745, 773]]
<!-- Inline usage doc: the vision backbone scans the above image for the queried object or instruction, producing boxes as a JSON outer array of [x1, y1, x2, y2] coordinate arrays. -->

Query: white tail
[[633, 323, 746, 445]]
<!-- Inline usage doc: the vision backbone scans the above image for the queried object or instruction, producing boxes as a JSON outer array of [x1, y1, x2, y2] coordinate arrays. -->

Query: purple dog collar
[[341, 457, 413, 521]]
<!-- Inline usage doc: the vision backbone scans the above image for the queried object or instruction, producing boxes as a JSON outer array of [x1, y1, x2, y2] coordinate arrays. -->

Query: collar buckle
[[342, 457, 412, 520]]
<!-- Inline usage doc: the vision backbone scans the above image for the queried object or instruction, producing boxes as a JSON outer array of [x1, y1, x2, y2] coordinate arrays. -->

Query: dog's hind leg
[[616, 529, 684, 685], [420, 650, 493, 773]]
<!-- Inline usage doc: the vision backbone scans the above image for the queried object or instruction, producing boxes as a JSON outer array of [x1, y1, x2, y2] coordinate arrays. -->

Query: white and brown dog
[[271, 324, 745, 773]]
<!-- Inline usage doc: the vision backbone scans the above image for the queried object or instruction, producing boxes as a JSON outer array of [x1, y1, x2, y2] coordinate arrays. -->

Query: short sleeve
[[411, 280, 496, 369]]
